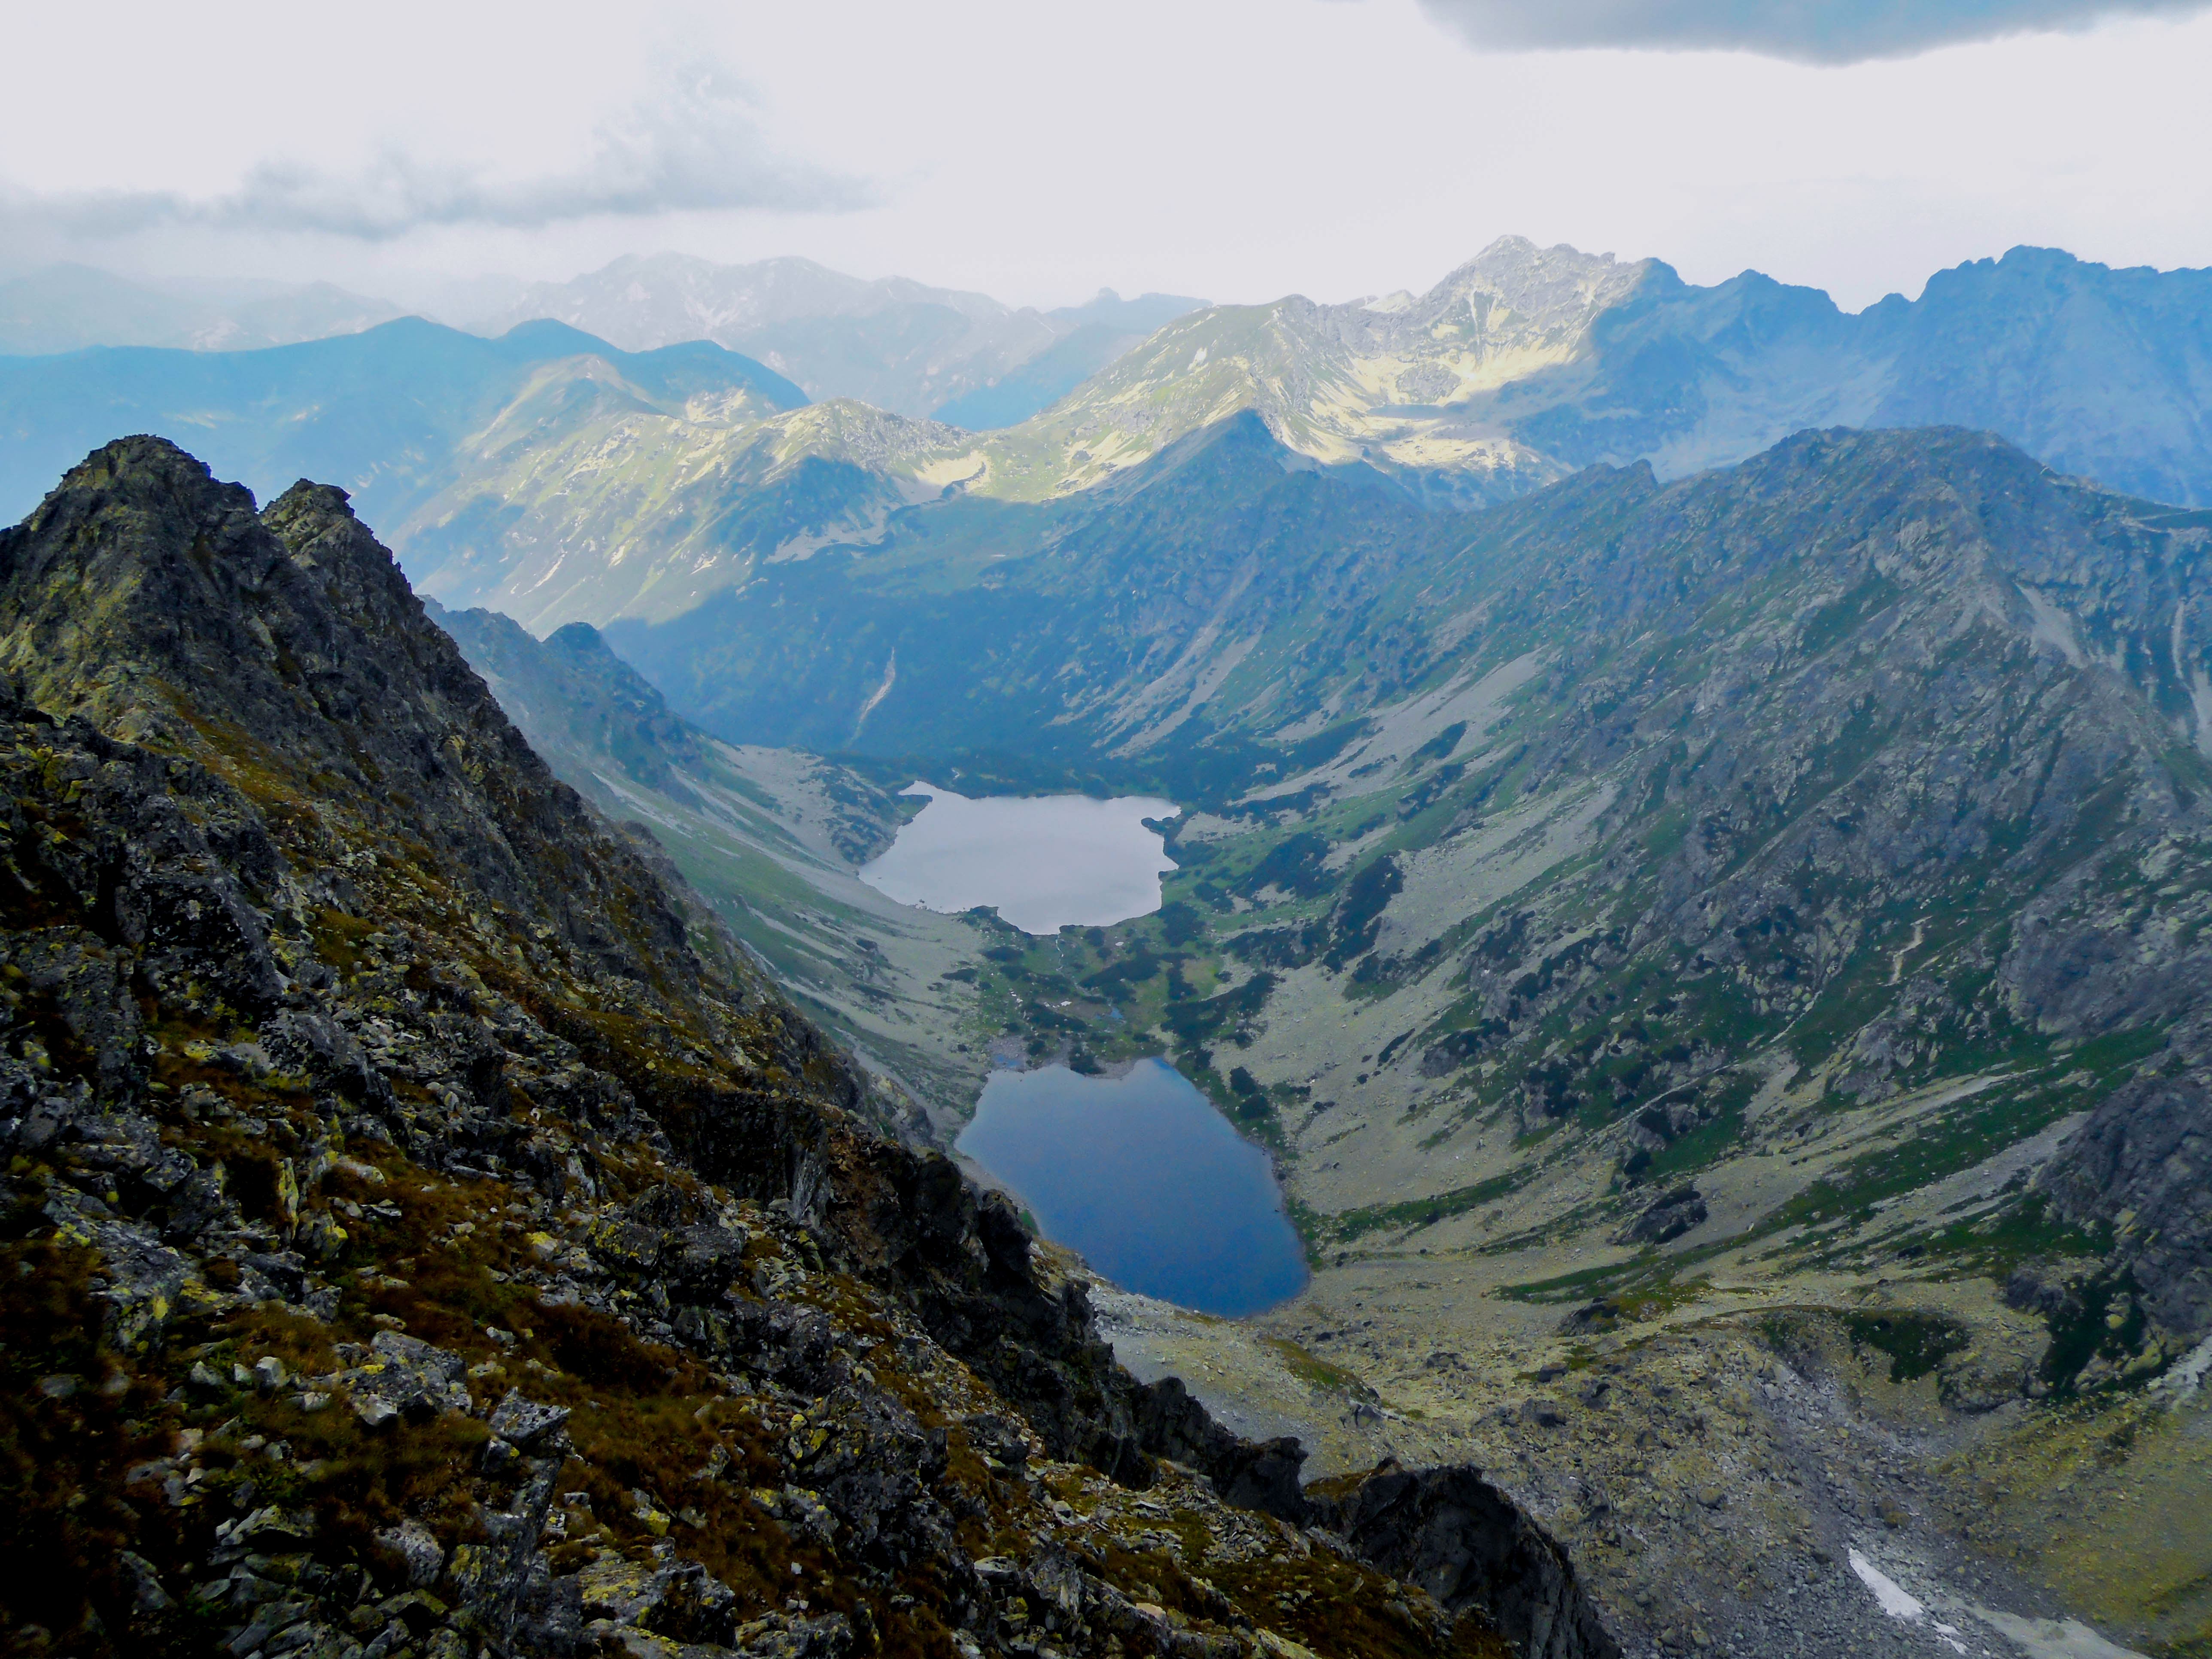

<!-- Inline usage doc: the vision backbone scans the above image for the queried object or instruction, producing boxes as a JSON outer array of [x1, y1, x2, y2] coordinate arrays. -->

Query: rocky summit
[[0, 438, 1616, 1659]]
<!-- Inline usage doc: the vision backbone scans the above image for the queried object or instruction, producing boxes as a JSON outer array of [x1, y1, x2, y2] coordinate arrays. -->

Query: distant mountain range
[[983, 237, 2212, 510], [461, 252, 1206, 424], [0, 263, 404, 355], [0, 316, 803, 532], [401, 239, 2212, 634], [11, 238, 2212, 638], [1, 253, 1206, 433]]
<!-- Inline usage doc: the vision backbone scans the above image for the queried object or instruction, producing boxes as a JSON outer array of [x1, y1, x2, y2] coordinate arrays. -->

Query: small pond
[[858, 783, 1178, 934], [954, 1058, 1308, 1317]]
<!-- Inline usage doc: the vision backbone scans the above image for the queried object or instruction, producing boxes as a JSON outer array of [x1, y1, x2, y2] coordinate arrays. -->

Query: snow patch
[[1849, 1550, 1923, 1620], [2153, 1330, 2212, 1396], [1972, 1609, 2150, 1659]]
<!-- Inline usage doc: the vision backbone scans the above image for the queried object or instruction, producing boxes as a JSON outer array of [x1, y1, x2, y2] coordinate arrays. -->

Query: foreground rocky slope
[[0, 439, 1611, 1659]]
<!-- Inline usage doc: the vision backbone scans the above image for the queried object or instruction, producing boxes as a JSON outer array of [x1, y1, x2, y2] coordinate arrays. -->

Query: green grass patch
[[1262, 1337, 1373, 1397], [1844, 1310, 1969, 1382], [1321, 1169, 1529, 1243], [1495, 1251, 1709, 1326]]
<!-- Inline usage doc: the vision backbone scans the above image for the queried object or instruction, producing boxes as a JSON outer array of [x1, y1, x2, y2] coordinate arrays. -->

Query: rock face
[[0, 438, 1602, 1659], [1611, 1187, 1706, 1248], [1316, 1467, 1620, 1659]]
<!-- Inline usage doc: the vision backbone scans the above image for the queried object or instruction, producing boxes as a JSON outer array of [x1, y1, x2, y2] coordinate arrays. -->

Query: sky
[[2, 0, 2209, 314]]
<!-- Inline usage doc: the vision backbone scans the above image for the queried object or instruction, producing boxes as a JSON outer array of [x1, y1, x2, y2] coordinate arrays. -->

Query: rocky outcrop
[[1611, 1186, 1706, 1247], [2037, 1068, 2212, 1343], [1315, 1466, 1618, 1659]]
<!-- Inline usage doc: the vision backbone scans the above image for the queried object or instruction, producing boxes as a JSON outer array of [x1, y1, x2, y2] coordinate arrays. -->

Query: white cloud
[[0, 58, 872, 244]]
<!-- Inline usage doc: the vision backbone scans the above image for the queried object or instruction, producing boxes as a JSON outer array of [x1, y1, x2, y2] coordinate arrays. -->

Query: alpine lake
[[860, 785, 1309, 1317]]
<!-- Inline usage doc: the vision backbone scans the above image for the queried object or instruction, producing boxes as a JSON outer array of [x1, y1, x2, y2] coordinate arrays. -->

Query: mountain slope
[[965, 239, 1650, 503], [0, 437, 1605, 1659], [401, 399, 980, 631], [600, 410, 1453, 757], [428, 601, 992, 1119], [0, 318, 805, 531], [932, 292, 1211, 430], [930, 324, 1169, 432]]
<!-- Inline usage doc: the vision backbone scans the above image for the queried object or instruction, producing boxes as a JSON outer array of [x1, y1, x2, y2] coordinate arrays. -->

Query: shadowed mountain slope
[[426, 601, 989, 1121], [601, 411, 1454, 761]]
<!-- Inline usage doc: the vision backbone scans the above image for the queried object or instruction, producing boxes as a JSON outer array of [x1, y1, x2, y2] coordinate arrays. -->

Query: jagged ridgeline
[[0, 440, 1614, 1659]]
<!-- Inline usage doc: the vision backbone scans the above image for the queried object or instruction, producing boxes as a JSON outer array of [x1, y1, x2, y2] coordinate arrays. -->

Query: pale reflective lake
[[955, 1059, 1309, 1316], [858, 783, 1179, 935]]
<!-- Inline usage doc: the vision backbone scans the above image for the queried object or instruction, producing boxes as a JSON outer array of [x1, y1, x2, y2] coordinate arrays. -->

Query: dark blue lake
[[954, 1058, 1309, 1317]]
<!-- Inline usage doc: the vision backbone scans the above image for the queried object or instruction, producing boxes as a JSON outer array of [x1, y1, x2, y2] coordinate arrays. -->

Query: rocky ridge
[[0, 438, 1611, 1659]]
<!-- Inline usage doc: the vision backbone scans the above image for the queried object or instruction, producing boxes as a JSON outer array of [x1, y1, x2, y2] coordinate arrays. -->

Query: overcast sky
[[3, 0, 2209, 313]]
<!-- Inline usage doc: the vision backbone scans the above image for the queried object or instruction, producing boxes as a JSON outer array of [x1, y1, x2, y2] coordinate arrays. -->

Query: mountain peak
[[1425, 236, 1659, 319], [0, 435, 711, 988]]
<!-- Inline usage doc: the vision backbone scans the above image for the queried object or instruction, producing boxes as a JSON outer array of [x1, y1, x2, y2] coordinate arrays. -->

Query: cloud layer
[[4, 62, 872, 244], [1416, 0, 2212, 62]]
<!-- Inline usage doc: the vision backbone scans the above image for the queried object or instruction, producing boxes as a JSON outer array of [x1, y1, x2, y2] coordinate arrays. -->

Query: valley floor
[[1079, 1237, 2209, 1659]]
